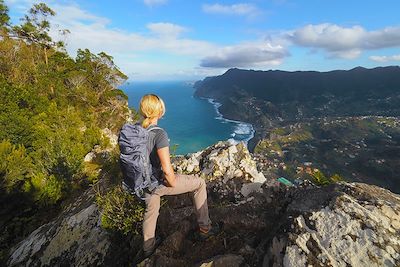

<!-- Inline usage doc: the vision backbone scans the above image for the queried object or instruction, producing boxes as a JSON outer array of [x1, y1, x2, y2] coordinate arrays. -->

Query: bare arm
[[157, 146, 176, 187]]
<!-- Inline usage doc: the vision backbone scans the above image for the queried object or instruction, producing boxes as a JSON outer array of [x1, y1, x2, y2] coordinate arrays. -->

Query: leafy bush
[[96, 186, 145, 235], [330, 173, 344, 183], [0, 139, 69, 204], [0, 140, 33, 192], [312, 170, 330, 186], [311, 171, 345, 186], [28, 173, 66, 205], [82, 162, 102, 184]]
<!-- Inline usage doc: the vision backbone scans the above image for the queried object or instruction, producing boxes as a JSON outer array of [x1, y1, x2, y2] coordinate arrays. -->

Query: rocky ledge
[[7, 142, 400, 266], [172, 141, 267, 200]]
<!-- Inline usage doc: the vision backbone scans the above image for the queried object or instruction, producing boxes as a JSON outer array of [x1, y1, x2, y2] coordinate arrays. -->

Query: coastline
[[199, 97, 255, 146]]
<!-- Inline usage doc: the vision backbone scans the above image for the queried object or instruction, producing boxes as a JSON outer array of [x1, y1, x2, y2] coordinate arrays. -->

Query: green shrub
[[0, 140, 33, 192], [312, 170, 330, 186], [82, 162, 101, 184], [100, 147, 123, 184], [31, 173, 65, 205], [96, 186, 145, 235], [330, 173, 344, 183]]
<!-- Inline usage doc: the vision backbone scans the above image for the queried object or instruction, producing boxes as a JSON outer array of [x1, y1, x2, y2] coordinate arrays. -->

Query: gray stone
[[172, 141, 266, 199], [270, 183, 400, 267], [7, 187, 129, 267]]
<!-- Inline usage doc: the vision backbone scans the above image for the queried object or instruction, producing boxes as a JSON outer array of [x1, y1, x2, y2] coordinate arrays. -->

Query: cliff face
[[7, 142, 400, 267]]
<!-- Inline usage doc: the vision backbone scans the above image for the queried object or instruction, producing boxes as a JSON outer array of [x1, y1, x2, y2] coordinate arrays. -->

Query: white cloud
[[147, 22, 187, 38], [364, 27, 400, 49], [143, 0, 167, 7], [45, 3, 216, 57], [33, 3, 219, 80], [126, 64, 225, 81], [330, 49, 362, 59], [289, 23, 400, 59], [202, 3, 261, 18], [56, 22, 214, 57], [291, 24, 365, 51], [200, 42, 288, 68], [369, 54, 400, 62], [53, 4, 110, 26], [20, 3, 279, 74], [9, 1, 400, 79]]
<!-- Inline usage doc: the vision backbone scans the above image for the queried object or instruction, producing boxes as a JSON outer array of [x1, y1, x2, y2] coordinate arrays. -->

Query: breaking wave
[[202, 97, 255, 145]]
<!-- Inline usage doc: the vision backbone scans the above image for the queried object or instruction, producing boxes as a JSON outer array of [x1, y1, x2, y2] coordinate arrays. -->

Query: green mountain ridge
[[194, 67, 400, 193], [195, 66, 400, 101]]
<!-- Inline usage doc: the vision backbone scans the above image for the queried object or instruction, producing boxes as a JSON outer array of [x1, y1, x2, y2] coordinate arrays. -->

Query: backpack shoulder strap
[[147, 126, 162, 132]]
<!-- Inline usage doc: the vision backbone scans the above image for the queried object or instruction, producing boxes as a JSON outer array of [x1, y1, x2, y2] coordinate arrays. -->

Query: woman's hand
[[157, 146, 176, 187]]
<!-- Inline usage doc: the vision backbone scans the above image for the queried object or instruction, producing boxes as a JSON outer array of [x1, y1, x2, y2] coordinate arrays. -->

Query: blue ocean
[[121, 81, 254, 155]]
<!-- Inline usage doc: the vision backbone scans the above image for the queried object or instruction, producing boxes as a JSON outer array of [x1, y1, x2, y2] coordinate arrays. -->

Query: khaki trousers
[[142, 174, 211, 252]]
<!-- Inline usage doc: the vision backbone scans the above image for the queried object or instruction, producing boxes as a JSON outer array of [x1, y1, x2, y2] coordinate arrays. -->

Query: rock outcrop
[[173, 141, 266, 200], [7, 142, 400, 267], [138, 182, 400, 267], [7, 184, 136, 267], [265, 183, 400, 267]]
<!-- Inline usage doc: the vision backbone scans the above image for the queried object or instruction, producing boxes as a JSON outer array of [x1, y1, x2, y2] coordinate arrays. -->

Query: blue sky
[[5, 0, 400, 80]]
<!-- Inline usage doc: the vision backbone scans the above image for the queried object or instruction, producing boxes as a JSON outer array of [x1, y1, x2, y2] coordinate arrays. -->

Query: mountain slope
[[194, 67, 400, 194], [8, 142, 400, 266]]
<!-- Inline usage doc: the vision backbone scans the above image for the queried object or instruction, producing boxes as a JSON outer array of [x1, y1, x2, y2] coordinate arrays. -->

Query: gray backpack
[[118, 123, 160, 199]]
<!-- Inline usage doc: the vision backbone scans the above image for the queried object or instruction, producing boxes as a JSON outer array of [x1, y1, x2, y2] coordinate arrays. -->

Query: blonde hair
[[139, 94, 166, 128]]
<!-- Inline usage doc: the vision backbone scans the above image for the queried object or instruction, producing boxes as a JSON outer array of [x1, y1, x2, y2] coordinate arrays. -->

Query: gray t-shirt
[[147, 125, 170, 181]]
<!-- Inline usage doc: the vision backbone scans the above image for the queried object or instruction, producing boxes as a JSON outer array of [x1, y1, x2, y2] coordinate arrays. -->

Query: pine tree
[[0, 0, 10, 29], [12, 3, 55, 66]]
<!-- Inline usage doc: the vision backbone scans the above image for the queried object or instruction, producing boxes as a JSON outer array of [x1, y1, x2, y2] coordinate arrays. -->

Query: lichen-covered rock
[[264, 183, 400, 267], [173, 141, 266, 200], [84, 151, 96, 162], [7, 187, 133, 267]]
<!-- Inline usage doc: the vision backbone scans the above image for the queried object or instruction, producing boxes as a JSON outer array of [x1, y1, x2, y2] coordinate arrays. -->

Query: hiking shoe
[[133, 236, 162, 264], [197, 223, 222, 241], [143, 236, 162, 258]]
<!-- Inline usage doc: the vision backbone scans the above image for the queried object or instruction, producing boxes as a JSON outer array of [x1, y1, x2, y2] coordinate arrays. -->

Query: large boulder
[[173, 141, 266, 200], [264, 183, 400, 267], [7, 187, 135, 267]]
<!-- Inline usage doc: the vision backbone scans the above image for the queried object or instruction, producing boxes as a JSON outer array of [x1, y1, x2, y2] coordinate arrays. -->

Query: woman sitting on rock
[[138, 94, 218, 258]]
